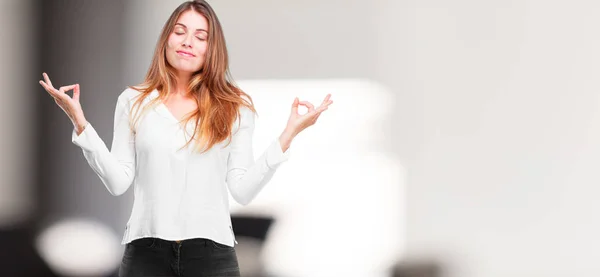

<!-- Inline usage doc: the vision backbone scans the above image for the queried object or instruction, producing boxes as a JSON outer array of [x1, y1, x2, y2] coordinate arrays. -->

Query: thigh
[[119, 238, 175, 277], [181, 240, 240, 277]]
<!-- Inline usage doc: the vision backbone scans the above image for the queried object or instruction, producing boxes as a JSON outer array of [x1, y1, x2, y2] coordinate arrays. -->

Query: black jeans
[[118, 237, 241, 277]]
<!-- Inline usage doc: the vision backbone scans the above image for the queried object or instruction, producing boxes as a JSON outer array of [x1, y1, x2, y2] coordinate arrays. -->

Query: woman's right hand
[[39, 72, 88, 135]]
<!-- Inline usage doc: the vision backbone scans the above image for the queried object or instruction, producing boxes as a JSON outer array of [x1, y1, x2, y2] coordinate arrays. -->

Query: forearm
[[72, 115, 88, 136], [72, 122, 135, 196], [278, 128, 296, 153], [227, 138, 291, 205], [227, 163, 276, 205]]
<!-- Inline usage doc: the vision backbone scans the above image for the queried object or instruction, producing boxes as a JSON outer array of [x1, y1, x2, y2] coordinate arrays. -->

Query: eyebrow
[[175, 23, 207, 33]]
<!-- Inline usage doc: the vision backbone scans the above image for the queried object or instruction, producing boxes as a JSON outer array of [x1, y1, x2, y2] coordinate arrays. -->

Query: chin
[[174, 65, 202, 74]]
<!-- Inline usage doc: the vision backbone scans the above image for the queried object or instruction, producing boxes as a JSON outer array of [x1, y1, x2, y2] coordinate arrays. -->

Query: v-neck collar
[[148, 89, 177, 123], [150, 89, 195, 126]]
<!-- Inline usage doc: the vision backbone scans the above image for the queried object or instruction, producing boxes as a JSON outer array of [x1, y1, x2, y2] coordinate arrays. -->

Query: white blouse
[[71, 88, 291, 246]]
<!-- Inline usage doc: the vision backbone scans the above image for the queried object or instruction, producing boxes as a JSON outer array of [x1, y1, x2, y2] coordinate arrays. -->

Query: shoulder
[[236, 105, 256, 130], [238, 104, 255, 117], [116, 87, 154, 109], [232, 91, 257, 133], [237, 91, 256, 118], [118, 87, 143, 102]]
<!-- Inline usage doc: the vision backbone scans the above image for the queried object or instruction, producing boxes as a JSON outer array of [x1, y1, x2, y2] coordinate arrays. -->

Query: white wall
[[387, 1, 600, 276]]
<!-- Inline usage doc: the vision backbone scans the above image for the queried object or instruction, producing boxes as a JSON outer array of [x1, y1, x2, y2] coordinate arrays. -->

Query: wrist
[[283, 127, 297, 138], [279, 129, 295, 152], [73, 117, 88, 134]]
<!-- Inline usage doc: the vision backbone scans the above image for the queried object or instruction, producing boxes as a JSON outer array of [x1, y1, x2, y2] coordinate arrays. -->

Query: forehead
[[176, 9, 208, 30]]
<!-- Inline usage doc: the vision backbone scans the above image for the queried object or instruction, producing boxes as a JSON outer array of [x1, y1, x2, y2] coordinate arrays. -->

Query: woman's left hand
[[279, 94, 333, 151]]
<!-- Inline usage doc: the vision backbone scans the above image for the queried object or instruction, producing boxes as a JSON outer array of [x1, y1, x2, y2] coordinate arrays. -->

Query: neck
[[173, 72, 192, 98]]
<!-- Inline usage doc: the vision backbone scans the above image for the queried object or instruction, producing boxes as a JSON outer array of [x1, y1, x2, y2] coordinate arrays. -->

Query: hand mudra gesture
[[284, 94, 333, 136], [38, 72, 87, 133]]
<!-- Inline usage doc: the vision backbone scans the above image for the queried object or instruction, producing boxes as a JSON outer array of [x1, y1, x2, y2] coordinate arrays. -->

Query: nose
[[182, 34, 193, 48]]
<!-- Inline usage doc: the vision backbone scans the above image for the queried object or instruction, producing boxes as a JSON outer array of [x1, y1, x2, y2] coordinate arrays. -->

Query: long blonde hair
[[128, 0, 255, 153]]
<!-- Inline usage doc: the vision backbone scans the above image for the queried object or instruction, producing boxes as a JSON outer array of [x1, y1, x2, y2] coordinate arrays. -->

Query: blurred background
[[4, 0, 600, 276]]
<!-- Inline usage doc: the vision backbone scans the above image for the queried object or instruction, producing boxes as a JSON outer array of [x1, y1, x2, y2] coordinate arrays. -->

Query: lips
[[176, 50, 196, 57]]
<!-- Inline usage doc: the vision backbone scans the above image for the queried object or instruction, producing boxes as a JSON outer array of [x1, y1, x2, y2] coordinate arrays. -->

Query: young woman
[[38, 1, 332, 276]]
